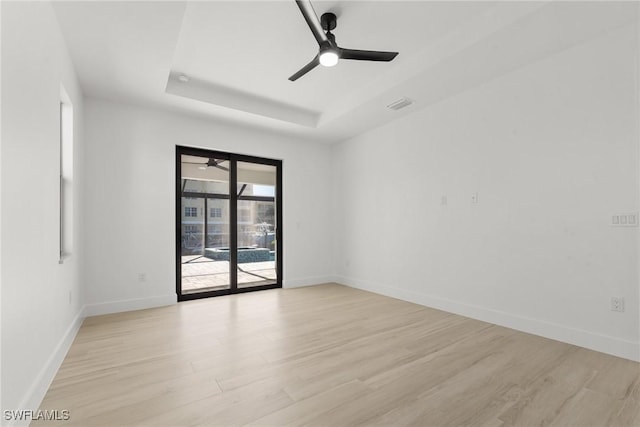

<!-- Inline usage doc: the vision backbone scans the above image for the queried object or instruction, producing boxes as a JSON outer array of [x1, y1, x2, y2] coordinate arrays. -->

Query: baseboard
[[336, 275, 640, 362], [8, 306, 86, 427], [283, 276, 339, 288], [84, 294, 176, 317]]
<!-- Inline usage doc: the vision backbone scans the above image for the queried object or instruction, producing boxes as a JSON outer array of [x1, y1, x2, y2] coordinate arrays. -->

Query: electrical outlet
[[611, 213, 638, 227], [471, 192, 478, 204], [611, 297, 625, 312], [138, 273, 147, 283]]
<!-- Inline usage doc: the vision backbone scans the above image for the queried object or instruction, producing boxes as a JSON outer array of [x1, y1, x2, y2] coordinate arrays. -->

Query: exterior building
[[181, 179, 276, 254]]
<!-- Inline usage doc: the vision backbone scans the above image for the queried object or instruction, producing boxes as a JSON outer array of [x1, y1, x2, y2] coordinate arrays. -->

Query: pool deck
[[181, 255, 276, 293]]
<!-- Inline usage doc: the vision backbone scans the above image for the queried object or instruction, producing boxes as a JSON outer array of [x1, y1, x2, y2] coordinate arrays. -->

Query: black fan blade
[[208, 158, 230, 172], [339, 48, 398, 62], [289, 55, 320, 81], [295, 0, 328, 45], [183, 160, 229, 172]]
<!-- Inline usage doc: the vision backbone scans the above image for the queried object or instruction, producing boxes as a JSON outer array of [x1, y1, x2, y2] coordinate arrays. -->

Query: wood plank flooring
[[35, 284, 640, 426]]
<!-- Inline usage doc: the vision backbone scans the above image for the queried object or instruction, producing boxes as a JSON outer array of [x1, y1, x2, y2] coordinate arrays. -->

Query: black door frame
[[176, 145, 283, 301]]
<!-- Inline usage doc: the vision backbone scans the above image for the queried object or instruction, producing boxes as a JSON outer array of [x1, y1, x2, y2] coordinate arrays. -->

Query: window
[[210, 207, 222, 218], [184, 225, 200, 233], [59, 86, 74, 264], [238, 206, 251, 223], [257, 203, 275, 224], [185, 207, 198, 217]]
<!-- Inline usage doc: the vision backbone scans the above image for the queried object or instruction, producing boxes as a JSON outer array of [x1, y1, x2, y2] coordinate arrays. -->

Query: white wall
[[1, 0, 85, 418], [82, 98, 333, 314], [332, 23, 640, 361]]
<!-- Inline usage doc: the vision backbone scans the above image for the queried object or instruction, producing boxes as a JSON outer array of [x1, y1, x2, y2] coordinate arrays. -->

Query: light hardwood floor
[[36, 284, 640, 426]]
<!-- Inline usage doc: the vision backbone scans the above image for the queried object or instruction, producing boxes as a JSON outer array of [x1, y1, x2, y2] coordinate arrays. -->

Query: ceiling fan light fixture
[[288, 3, 398, 81], [319, 49, 338, 67]]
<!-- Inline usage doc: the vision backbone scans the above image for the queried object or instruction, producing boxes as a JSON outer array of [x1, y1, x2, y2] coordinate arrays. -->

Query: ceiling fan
[[289, 0, 399, 81], [183, 158, 229, 172]]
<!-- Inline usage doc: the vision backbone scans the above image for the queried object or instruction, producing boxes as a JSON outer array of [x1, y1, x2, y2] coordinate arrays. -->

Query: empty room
[[2, 0, 639, 426]]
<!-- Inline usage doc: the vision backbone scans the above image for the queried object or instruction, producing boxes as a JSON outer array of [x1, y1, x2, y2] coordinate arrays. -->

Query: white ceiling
[[52, 1, 636, 143]]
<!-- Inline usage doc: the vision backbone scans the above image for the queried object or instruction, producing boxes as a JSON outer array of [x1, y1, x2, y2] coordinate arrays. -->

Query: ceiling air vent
[[386, 97, 413, 111]]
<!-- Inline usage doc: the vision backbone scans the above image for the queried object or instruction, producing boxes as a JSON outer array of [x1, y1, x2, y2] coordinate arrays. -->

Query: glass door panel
[[236, 161, 278, 289], [180, 154, 231, 295]]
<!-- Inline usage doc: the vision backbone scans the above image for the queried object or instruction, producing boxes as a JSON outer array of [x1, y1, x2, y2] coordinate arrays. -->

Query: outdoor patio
[[181, 255, 277, 293]]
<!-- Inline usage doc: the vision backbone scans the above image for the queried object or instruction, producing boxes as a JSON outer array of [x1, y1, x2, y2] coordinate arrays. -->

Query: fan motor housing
[[321, 12, 337, 31]]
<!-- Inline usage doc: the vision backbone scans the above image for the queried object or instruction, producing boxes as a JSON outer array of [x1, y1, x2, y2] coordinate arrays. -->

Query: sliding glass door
[[176, 147, 282, 300]]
